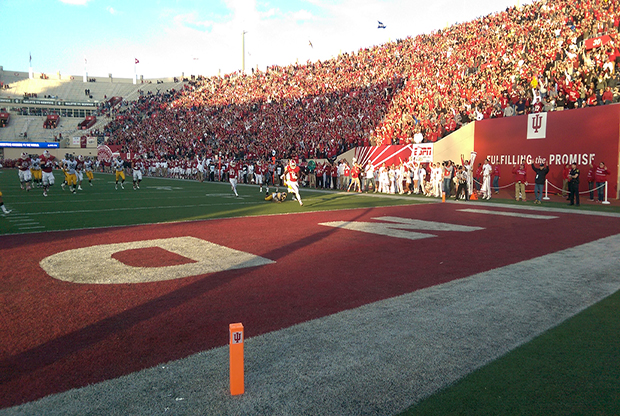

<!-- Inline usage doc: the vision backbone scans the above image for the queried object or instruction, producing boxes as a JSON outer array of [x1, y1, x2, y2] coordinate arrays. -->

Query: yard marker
[[442, 192, 445, 203], [229, 323, 244, 395]]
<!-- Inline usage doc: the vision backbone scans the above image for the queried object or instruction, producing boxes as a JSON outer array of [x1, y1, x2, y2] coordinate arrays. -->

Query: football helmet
[[21, 152, 27, 158], [43, 150, 50, 158]]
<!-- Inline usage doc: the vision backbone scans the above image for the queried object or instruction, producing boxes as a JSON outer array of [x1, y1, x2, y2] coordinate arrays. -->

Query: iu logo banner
[[527, 113, 547, 139]]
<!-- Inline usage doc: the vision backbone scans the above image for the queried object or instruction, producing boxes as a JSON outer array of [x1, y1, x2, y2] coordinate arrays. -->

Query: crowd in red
[[104, 0, 619, 162]]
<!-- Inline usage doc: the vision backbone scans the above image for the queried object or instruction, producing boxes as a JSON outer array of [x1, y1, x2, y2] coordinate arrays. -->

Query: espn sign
[[409, 143, 433, 163]]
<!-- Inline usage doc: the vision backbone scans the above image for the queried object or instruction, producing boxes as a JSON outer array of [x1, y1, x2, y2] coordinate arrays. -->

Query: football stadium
[[1, 0, 620, 415]]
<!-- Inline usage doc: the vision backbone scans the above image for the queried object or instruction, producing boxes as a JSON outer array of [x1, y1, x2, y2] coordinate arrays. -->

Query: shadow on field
[[0, 207, 375, 408]]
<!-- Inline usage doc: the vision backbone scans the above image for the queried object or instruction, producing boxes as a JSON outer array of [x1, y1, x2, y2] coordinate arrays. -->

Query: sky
[[1, 0, 534, 80]]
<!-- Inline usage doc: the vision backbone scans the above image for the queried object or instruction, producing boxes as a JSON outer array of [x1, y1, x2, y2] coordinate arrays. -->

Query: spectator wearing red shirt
[[512, 162, 527, 201], [602, 87, 614, 104], [562, 164, 571, 197], [594, 161, 610, 202]]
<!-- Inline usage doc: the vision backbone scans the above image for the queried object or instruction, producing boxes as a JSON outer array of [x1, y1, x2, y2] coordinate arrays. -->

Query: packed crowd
[[103, 0, 618, 162]]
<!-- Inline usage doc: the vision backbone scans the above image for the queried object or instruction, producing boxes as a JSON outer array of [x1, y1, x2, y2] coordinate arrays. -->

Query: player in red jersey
[[75, 155, 85, 191], [17, 152, 32, 191], [132, 156, 144, 190], [227, 160, 240, 197], [282, 159, 303, 206], [255, 160, 266, 193], [40, 150, 57, 197]]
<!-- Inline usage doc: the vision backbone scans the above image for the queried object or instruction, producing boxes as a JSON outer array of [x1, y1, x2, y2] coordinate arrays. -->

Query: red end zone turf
[[1, 204, 618, 408]]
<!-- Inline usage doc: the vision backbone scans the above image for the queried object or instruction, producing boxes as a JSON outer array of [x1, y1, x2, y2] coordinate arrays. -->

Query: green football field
[[1, 169, 619, 415], [0, 170, 426, 235]]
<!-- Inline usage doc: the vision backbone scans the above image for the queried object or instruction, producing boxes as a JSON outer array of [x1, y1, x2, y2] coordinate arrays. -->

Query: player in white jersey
[[65, 156, 78, 194], [0, 189, 11, 215], [30, 156, 42, 188], [84, 157, 94, 186], [114, 157, 126, 189]]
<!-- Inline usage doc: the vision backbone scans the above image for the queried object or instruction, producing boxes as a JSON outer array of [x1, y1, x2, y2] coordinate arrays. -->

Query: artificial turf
[[2, 168, 620, 415], [400, 288, 620, 416]]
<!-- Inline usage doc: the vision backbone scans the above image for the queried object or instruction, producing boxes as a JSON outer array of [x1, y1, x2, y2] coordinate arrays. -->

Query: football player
[[0, 189, 11, 215], [40, 150, 56, 197], [282, 159, 303, 206], [84, 156, 94, 186], [255, 160, 265, 193], [132, 155, 143, 190], [75, 155, 85, 191], [265, 191, 287, 202], [114, 156, 126, 189], [17, 152, 32, 191], [227, 160, 240, 197], [30, 154, 42, 188], [65, 155, 78, 194]]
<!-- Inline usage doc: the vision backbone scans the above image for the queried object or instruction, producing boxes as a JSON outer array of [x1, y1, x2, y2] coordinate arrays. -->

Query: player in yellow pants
[[0, 190, 11, 215], [265, 192, 287, 202]]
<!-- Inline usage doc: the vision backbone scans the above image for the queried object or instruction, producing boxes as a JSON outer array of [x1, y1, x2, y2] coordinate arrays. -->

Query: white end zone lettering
[[39, 236, 275, 284], [319, 216, 483, 240]]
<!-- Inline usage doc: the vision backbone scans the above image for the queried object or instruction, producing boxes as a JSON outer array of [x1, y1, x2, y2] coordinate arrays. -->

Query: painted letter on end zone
[[39, 236, 275, 284]]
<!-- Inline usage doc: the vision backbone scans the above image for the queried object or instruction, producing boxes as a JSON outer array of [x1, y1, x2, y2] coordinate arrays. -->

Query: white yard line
[[457, 208, 558, 219]]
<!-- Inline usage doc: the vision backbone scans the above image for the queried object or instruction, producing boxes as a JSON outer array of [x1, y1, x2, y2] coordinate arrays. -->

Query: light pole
[[242, 30, 248, 73]]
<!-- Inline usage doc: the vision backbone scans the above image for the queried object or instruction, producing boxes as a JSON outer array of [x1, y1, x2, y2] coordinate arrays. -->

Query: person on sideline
[[531, 161, 549, 204]]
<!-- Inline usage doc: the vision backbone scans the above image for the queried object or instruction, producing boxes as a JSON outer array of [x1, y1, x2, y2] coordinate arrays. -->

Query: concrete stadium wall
[[433, 121, 475, 164], [4, 148, 98, 160]]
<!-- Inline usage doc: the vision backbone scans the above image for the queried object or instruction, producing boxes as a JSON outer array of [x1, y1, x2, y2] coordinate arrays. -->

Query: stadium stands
[[101, 0, 620, 162], [2, 0, 617, 162]]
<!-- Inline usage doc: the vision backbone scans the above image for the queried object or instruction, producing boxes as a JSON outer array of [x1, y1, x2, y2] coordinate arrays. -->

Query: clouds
[[58, 0, 92, 5], [9, 0, 534, 80]]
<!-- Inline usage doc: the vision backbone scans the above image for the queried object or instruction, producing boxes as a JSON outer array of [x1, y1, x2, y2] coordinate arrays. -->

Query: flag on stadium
[[378, 21, 386, 29], [309, 40, 313, 48], [135, 58, 140, 64], [29, 53, 32, 65]]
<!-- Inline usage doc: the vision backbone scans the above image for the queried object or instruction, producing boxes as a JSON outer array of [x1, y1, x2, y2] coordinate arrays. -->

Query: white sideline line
[[17, 226, 45, 230], [6, 234, 620, 416], [457, 208, 558, 219], [4, 201, 262, 216]]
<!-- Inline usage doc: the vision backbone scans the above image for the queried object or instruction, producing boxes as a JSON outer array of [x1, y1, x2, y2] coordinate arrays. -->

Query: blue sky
[[1, 0, 532, 79]]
